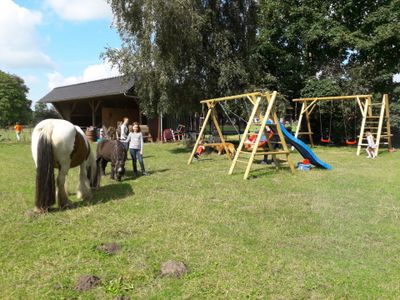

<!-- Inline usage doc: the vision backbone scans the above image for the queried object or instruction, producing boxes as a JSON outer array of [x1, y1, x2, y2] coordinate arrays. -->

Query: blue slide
[[266, 121, 332, 170]]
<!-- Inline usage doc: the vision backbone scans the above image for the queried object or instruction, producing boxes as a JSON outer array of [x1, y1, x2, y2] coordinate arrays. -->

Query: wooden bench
[[139, 125, 153, 142]]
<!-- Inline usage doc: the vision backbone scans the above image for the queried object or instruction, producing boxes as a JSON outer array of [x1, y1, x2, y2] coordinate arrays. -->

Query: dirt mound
[[97, 243, 121, 255], [113, 297, 131, 300], [75, 275, 101, 291], [160, 260, 188, 278]]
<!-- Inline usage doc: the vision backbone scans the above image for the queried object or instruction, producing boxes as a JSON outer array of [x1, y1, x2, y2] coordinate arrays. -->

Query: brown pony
[[94, 140, 127, 188]]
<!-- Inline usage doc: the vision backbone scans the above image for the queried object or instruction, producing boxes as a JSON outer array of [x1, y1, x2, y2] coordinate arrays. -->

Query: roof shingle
[[39, 76, 134, 103]]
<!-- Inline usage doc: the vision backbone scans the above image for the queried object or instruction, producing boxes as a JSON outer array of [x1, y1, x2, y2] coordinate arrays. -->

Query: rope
[[218, 102, 240, 135], [341, 101, 348, 139], [319, 101, 333, 142]]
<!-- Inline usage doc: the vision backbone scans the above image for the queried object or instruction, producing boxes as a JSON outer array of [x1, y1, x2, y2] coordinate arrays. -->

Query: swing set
[[293, 94, 392, 156], [188, 91, 295, 179]]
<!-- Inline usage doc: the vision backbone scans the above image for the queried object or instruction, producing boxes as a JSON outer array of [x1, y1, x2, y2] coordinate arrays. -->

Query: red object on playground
[[320, 138, 331, 143], [303, 159, 310, 165], [196, 145, 205, 155], [163, 128, 175, 142], [245, 131, 274, 149], [345, 139, 357, 145]]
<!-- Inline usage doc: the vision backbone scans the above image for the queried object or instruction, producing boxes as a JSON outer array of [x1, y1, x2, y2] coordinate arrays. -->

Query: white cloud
[[0, 0, 53, 69], [45, 0, 112, 21], [47, 61, 120, 89], [22, 75, 40, 86], [393, 74, 400, 83]]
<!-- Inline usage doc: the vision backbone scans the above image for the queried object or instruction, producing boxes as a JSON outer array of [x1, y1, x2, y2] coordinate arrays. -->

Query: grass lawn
[[0, 141, 399, 299]]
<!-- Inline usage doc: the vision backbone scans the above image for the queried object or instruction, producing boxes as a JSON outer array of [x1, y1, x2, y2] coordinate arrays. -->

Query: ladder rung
[[369, 103, 383, 106], [236, 159, 249, 164], [258, 151, 290, 155], [240, 151, 252, 155], [366, 116, 380, 119], [297, 132, 313, 135], [380, 134, 393, 137]]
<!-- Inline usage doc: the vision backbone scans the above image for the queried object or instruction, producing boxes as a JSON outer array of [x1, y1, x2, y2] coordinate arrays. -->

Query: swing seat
[[345, 139, 357, 145], [244, 133, 272, 150], [320, 138, 331, 143]]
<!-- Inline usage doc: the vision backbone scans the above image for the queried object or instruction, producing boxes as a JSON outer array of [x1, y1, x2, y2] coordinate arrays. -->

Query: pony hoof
[[26, 207, 47, 216], [60, 201, 75, 210]]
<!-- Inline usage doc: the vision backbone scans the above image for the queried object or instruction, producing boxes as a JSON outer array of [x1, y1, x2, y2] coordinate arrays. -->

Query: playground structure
[[188, 91, 296, 179], [292, 94, 392, 157]]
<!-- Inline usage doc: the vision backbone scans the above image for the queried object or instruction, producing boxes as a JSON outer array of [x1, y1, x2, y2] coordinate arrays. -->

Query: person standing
[[365, 131, 377, 159], [14, 122, 23, 141], [119, 117, 129, 149], [125, 122, 148, 176]]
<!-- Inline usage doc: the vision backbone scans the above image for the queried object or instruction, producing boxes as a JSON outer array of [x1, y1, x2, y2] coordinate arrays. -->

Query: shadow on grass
[[123, 168, 170, 179], [169, 146, 193, 154], [66, 183, 134, 211], [28, 184, 134, 216]]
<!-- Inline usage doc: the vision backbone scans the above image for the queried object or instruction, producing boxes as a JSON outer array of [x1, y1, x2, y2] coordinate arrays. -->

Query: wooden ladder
[[228, 91, 295, 179], [356, 94, 392, 157]]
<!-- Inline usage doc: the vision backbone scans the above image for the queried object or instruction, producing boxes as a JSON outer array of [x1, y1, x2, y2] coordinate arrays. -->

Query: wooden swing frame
[[188, 91, 295, 179], [292, 94, 392, 156]]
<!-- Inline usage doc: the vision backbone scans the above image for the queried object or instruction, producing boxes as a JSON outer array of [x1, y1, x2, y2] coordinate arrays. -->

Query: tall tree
[[0, 70, 31, 127], [256, 0, 400, 98], [33, 103, 61, 124], [104, 0, 258, 116]]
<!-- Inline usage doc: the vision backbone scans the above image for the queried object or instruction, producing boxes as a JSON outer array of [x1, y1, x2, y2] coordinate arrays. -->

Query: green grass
[[0, 141, 399, 299]]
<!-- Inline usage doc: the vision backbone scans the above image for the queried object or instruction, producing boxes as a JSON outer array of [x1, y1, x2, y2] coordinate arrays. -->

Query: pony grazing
[[94, 140, 127, 188], [31, 119, 97, 212]]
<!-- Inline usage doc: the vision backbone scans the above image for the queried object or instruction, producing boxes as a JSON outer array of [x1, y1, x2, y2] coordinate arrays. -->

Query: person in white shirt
[[119, 117, 130, 149], [365, 131, 377, 159], [125, 122, 147, 176]]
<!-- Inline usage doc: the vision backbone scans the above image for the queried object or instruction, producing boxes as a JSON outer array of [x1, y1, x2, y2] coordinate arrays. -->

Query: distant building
[[39, 76, 160, 140]]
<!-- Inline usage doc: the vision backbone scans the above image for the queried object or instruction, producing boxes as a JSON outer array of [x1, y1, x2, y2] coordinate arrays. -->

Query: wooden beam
[[293, 95, 372, 102], [200, 92, 263, 104]]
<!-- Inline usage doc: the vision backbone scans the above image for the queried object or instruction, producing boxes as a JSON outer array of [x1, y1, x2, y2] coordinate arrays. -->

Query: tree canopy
[[33, 102, 61, 125], [0, 71, 31, 128], [104, 0, 257, 116], [105, 0, 400, 121]]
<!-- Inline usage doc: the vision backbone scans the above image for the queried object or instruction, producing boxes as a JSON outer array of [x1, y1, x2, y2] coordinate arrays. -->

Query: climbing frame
[[356, 94, 392, 157], [228, 91, 295, 179], [188, 91, 295, 179]]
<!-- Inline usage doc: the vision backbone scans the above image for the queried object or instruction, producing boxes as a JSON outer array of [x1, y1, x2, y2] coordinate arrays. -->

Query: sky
[[0, 0, 121, 106], [1, 0, 399, 108]]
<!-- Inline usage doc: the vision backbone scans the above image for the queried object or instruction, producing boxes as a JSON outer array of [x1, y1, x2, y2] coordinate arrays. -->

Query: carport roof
[[39, 76, 135, 103]]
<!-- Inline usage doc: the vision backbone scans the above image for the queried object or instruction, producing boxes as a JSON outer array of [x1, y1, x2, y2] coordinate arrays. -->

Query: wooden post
[[188, 105, 213, 164], [384, 94, 392, 150], [270, 102, 295, 174], [88, 100, 96, 126], [356, 98, 370, 156], [305, 110, 314, 147], [229, 95, 261, 175], [293, 102, 305, 150], [243, 92, 277, 179], [211, 107, 231, 160]]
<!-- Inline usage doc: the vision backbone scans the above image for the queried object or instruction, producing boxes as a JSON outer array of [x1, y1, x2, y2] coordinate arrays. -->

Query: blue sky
[[0, 0, 121, 105]]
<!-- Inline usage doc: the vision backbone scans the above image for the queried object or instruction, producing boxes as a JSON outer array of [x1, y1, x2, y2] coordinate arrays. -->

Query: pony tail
[[35, 130, 56, 209], [88, 151, 99, 189]]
